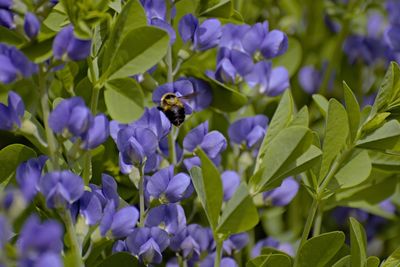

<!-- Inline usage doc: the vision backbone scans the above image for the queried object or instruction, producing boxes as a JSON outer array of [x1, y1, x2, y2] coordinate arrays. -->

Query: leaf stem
[[214, 239, 223, 267], [313, 204, 323, 237], [138, 165, 145, 227], [39, 64, 59, 170], [60, 208, 84, 267]]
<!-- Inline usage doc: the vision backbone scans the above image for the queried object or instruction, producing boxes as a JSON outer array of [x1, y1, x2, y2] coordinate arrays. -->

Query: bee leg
[[157, 106, 163, 111]]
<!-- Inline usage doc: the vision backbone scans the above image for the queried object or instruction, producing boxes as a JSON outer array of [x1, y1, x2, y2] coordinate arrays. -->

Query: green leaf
[[333, 150, 371, 189], [255, 90, 294, 172], [361, 112, 390, 133], [381, 246, 400, 267], [97, 252, 139, 267], [369, 151, 400, 171], [190, 148, 223, 230], [312, 94, 329, 118], [372, 61, 400, 115], [207, 76, 248, 112], [104, 78, 144, 123], [250, 126, 312, 193], [349, 217, 367, 267], [42, 7, 68, 32], [273, 37, 302, 77], [290, 106, 309, 127], [366, 256, 380, 267], [102, 0, 147, 72], [103, 26, 169, 80], [297, 231, 345, 267], [247, 254, 291, 267], [21, 38, 54, 63], [332, 255, 351, 267], [319, 99, 349, 181], [197, 0, 233, 18], [217, 183, 259, 236], [357, 120, 400, 150], [343, 82, 360, 142], [0, 144, 36, 183], [0, 26, 24, 46]]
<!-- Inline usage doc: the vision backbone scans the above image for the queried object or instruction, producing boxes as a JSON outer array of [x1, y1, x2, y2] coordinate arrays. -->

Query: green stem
[[138, 165, 145, 227], [39, 65, 59, 170], [313, 204, 323, 237], [214, 239, 223, 267], [168, 127, 177, 164], [294, 198, 318, 266], [61, 208, 84, 267]]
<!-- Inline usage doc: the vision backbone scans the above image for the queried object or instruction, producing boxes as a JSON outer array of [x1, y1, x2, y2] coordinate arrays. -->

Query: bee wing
[[178, 92, 199, 100]]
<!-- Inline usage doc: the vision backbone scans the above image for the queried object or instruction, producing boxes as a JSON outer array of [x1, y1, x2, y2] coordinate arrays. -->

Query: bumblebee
[[157, 93, 187, 126]]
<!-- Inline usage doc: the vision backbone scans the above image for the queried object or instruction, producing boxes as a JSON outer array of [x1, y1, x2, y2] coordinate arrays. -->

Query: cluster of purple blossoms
[[48, 97, 110, 150], [52, 25, 92, 61], [178, 14, 290, 96], [0, 91, 25, 131]]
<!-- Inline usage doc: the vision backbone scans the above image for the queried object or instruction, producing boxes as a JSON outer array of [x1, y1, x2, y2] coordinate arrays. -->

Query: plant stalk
[[61, 208, 84, 267], [138, 165, 145, 227], [214, 239, 223, 267]]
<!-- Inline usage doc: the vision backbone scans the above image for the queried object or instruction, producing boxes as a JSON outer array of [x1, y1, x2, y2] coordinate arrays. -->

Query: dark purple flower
[[0, 44, 37, 83], [113, 240, 128, 253], [152, 80, 195, 115], [0, 91, 25, 130], [131, 107, 171, 140], [100, 202, 139, 238], [53, 25, 91, 61], [244, 61, 289, 96], [194, 18, 222, 51], [24, 12, 40, 39], [386, 0, 400, 26], [216, 48, 254, 83], [185, 77, 213, 111], [228, 115, 268, 149], [251, 237, 294, 257], [183, 121, 227, 160], [298, 66, 323, 94], [179, 14, 198, 42], [159, 136, 183, 161], [386, 26, 400, 52], [39, 170, 84, 208], [223, 233, 249, 255], [116, 125, 158, 173], [17, 215, 63, 267], [78, 191, 103, 226], [344, 35, 385, 65], [16, 155, 47, 201], [145, 203, 186, 235], [260, 30, 288, 59], [82, 114, 110, 149], [126, 227, 170, 265], [183, 156, 201, 171], [0, 9, 13, 28], [221, 171, 240, 201], [147, 165, 193, 203], [242, 22, 269, 55], [219, 24, 251, 52], [263, 177, 299, 206], [0, 0, 12, 9], [0, 215, 11, 249]]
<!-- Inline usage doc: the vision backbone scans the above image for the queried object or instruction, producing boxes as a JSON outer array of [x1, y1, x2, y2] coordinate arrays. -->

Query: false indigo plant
[[1, 0, 400, 267]]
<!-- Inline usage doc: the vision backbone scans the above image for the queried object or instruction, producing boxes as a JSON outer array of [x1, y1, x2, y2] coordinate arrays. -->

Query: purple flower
[[298, 66, 323, 94], [145, 203, 187, 235], [219, 24, 251, 52], [244, 61, 289, 96], [126, 227, 170, 265], [49, 97, 109, 149], [179, 14, 221, 50], [131, 107, 171, 140], [260, 30, 288, 59], [386, 26, 400, 52], [24, 12, 40, 39], [223, 233, 249, 255], [16, 156, 47, 201], [386, 0, 400, 26], [228, 115, 268, 149], [200, 254, 238, 267], [0, 91, 25, 130], [100, 203, 139, 238], [113, 240, 128, 253], [53, 25, 91, 61], [183, 121, 227, 160], [0, 9, 13, 28], [215, 48, 254, 84], [77, 191, 103, 226], [263, 177, 299, 206], [242, 22, 269, 56], [221, 171, 241, 201], [147, 165, 193, 203], [140, 0, 176, 43], [17, 215, 63, 267], [0, 44, 37, 84], [0, 0, 12, 9], [38, 170, 84, 208], [251, 237, 294, 258], [153, 80, 195, 115], [116, 125, 158, 173], [0, 215, 11, 249], [185, 77, 213, 111], [344, 35, 385, 65]]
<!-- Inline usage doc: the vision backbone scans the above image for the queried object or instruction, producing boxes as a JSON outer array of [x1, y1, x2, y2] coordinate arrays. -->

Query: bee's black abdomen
[[164, 106, 185, 126]]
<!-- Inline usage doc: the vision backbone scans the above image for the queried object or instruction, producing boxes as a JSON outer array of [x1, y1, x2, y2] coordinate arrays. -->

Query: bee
[[157, 92, 196, 126]]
